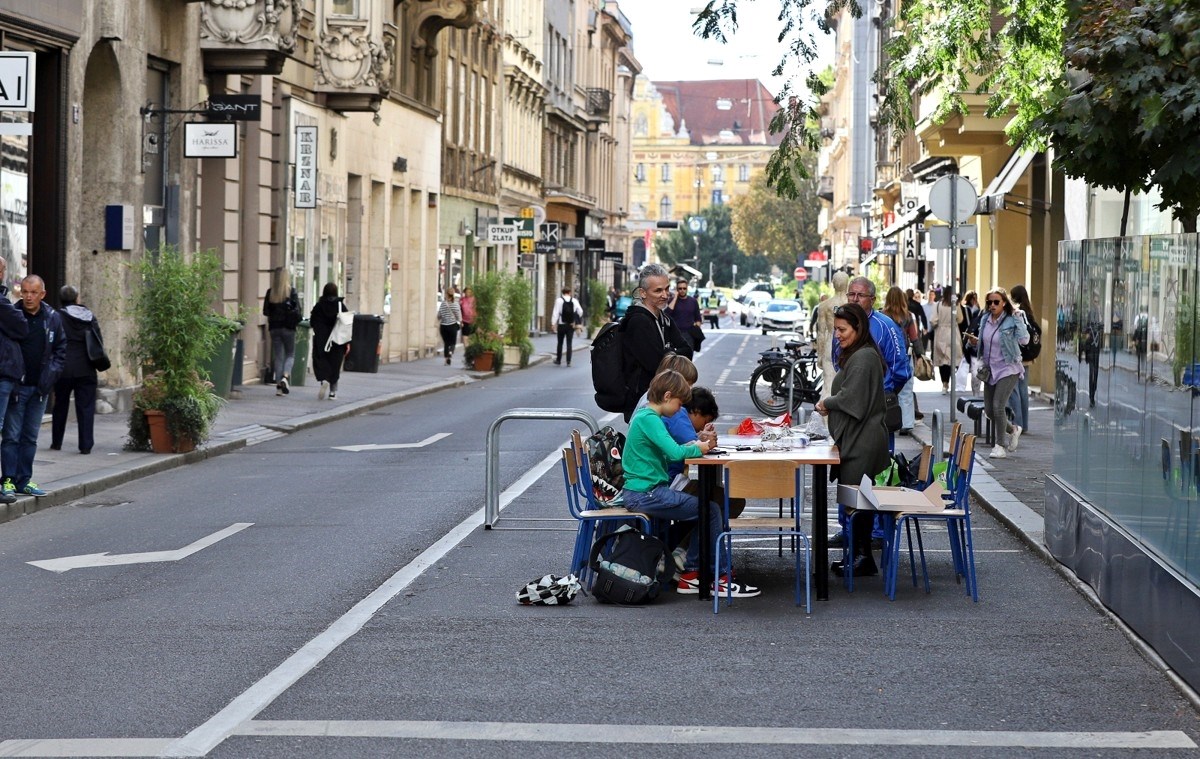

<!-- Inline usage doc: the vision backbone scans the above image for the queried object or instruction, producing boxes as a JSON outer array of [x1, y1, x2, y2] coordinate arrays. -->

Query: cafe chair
[[560, 447, 652, 587], [883, 434, 979, 601], [713, 459, 811, 614]]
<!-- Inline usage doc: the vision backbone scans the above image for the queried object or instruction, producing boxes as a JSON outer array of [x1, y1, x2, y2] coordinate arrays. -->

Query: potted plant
[[463, 273, 504, 373], [586, 278, 607, 337], [126, 245, 228, 452], [502, 272, 535, 367]]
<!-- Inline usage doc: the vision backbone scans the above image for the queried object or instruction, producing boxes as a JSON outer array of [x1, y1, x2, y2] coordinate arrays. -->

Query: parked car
[[733, 291, 773, 326], [757, 298, 809, 335], [695, 288, 728, 325]]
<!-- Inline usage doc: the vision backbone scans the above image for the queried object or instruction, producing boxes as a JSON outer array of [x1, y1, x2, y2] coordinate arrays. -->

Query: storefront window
[[1055, 234, 1200, 582], [0, 110, 30, 287]]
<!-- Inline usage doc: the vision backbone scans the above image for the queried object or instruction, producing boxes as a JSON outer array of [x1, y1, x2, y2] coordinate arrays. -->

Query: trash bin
[[199, 317, 241, 399], [345, 313, 384, 373], [291, 320, 311, 386]]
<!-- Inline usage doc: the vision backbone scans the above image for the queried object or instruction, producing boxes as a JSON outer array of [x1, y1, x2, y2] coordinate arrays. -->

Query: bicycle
[[748, 340, 823, 417]]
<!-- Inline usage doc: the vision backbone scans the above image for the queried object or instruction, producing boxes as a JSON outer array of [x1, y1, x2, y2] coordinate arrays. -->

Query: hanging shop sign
[[183, 122, 237, 158], [294, 125, 318, 209]]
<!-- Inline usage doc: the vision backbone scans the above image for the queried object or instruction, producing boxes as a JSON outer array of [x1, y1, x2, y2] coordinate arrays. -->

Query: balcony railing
[[586, 88, 612, 119]]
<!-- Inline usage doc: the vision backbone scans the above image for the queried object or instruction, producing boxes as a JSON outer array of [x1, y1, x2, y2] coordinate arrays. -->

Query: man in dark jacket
[[3, 275, 65, 497], [0, 258, 28, 504], [51, 285, 102, 454], [619, 264, 693, 422]]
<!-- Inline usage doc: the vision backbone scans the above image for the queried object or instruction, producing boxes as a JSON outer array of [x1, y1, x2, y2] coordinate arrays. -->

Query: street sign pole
[[928, 174, 979, 423]]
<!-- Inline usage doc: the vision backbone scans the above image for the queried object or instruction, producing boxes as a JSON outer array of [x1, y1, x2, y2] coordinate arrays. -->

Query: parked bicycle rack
[[484, 407, 600, 530]]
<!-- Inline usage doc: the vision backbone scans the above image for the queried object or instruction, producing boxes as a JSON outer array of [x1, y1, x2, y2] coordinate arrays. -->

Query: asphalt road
[[0, 326, 1197, 757]]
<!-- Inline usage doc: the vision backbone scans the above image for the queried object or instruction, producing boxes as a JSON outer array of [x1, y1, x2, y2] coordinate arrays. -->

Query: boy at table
[[621, 370, 760, 598]]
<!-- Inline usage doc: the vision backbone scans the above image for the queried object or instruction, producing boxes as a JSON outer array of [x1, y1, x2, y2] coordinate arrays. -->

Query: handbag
[[326, 304, 355, 351], [85, 322, 111, 372], [913, 353, 934, 382], [883, 391, 903, 433], [976, 363, 991, 384]]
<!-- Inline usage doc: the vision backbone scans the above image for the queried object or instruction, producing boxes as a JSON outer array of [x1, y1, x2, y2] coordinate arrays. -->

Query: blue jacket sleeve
[[0, 297, 27, 342], [39, 309, 67, 394], [869, 311, 912, 393]]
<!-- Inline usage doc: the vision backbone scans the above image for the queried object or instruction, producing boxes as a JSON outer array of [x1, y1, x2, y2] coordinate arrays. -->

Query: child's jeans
[[622, 485, 722, 571]]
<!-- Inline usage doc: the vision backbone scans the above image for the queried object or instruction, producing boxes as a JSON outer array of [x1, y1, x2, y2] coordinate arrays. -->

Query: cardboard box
[[837, 480, 952, 513]]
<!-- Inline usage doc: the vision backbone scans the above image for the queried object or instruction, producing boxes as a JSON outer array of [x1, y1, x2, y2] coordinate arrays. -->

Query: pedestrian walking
[[666, 278, 704, 353], [0, 258, 27, 504], [51, 286, 102, 454], [962, 290, 984, 394], [263, 267, 301, 396], [551, 286, 583, 365], [967, 287, 1029, 459], [459, 286, 476, 344], [930, 287, 965, 393], [1006, 284, 1037, 431], [437, 289, 461, 365], [2, 275, 65, 497], [309, 282, 347, 400]]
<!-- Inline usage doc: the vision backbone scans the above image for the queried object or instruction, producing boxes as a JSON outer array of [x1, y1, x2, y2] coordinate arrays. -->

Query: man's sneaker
[[275, 383, 284, 396], [1008, 425, 1023, 452], [22, 482, 48, 497], [0, 486, 13, 504], [990, 445, 1008, 459], [280, 376, 290, 395], [2, 479, 15, 498], [318, 380, 328, 400], [677, 571, 760, 597]]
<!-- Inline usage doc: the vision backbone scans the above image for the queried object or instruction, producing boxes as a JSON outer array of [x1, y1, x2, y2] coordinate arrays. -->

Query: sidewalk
[[0, 333, 564, 524]]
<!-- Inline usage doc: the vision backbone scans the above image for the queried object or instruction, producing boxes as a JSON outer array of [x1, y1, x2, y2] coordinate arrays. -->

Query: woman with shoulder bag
[[437, 289, 462, 365], [310, 282, 348, 399], [883, 286, 917, 434], [966, 287, 1029, 459], [962, 291, 983, 393]]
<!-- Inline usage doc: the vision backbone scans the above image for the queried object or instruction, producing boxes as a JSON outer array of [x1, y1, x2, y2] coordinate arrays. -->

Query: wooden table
[[686, 439, 840, 601]]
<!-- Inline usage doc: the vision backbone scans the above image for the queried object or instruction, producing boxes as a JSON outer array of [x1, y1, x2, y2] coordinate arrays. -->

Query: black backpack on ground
[[591, 320, 625, 413], [588, 526, 671, 605]]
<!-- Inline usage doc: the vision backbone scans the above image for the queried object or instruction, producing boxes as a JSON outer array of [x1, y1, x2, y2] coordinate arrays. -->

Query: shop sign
[[184, 122, 237, 158]]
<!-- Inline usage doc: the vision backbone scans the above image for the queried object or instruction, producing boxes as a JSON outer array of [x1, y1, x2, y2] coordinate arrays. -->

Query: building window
[[329, 0, 357, 16], [738, 164, 750, 182], [660, 164, 671, 182], [711, 165, 723, 183], [659, 195, 672, 220], [635, 163, 645, 182]]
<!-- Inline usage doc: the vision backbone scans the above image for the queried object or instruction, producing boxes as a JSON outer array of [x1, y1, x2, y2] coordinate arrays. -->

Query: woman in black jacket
[[309, 282, 347, 399], [263, 267, 300, 396], [51, 285, 101, 454]]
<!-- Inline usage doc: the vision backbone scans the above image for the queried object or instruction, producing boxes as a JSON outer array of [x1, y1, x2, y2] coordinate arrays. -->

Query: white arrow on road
[[332, 432, 452, 452], [27, 522, 254, 573]]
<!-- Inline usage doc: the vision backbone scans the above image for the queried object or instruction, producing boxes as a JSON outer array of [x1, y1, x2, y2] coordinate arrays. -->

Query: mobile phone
[[707, 448, 728, 456]]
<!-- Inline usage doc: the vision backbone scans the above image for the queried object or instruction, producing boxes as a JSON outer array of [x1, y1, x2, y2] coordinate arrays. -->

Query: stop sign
[[794, 267, 808, 281]]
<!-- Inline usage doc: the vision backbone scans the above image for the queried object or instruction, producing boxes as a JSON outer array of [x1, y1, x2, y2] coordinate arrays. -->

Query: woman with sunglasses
[[815, 303, 891, 577], [966, 288, 1029, 459]]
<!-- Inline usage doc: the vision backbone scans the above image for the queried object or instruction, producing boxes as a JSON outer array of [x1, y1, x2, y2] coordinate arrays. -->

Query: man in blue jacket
[[3, 274, 65, 498]]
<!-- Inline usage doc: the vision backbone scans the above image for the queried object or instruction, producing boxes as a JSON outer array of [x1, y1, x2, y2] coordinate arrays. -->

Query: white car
[[733, 291, 772, 326], [756, 298, 809, 335]]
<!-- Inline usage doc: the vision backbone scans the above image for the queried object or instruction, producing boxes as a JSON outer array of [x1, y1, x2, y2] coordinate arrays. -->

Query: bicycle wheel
[[750, 364, 802, 416]]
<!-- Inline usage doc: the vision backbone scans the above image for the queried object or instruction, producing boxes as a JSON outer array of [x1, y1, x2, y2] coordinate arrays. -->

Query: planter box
[[503, 345, 522, 368]]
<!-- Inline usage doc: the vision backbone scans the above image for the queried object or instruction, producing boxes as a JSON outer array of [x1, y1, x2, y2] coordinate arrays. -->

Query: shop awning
[[977, 149, 1038, 214], [880, 203, 929, 238]]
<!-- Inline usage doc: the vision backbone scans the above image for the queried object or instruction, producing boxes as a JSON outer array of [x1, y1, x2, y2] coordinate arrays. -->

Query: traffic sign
[[794, 267, 808, 282], [928, 175, 978, 224]]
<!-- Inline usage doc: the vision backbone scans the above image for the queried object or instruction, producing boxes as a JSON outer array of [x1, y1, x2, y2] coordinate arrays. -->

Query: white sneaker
[[990, 445, 1008, 459], [318, 380, 329, 400], [1008, 425, 1022, 452]]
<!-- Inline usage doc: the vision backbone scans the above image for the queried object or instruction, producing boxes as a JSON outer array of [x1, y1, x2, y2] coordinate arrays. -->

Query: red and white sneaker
[[677, 571, 760, 597]]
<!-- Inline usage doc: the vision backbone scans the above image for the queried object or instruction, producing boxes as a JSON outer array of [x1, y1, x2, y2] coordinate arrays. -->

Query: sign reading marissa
[[183, 123, 237, 158], [295, 126, 318, 209]]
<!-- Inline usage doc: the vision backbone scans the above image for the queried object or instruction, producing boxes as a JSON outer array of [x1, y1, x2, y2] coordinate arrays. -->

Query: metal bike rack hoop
[[485, 408, 600, 529]]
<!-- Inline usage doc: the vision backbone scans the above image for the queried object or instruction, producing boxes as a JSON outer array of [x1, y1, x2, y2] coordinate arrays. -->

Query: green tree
[[654, 204, 772, 286], [730, 157, 822, 269]]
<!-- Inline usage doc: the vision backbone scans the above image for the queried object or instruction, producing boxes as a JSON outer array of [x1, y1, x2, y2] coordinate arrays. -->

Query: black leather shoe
[[831, 556, 879, 577], [827, 531, 846, 548]]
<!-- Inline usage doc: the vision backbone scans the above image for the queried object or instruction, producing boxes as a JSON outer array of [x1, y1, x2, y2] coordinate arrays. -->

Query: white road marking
[[233, 720, 1197, 749], [0, 738, 172, 757], [26, 523, 254, 573], [159, 447, 564, 758], [333, 432, 452, 452]]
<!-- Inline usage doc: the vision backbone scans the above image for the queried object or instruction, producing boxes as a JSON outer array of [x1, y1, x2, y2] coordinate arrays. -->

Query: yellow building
[[629, 76, 781, 264]]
